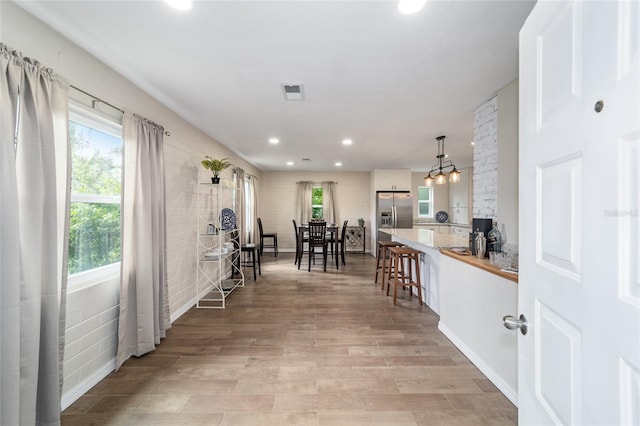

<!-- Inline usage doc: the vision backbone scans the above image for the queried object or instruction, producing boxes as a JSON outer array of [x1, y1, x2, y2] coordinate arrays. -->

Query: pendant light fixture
[[423, 135, 461, 187]]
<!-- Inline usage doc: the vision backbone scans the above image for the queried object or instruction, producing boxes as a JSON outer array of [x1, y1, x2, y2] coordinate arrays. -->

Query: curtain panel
[[295, 182, 313, 224], [116, 112, 170, 370], [249, 176, 258, 243], [0, 43, 70, 426], [235, 168, 247, 245], [322, 182, 337, 224]]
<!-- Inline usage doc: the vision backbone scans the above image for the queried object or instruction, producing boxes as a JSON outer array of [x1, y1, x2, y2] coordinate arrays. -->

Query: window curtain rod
[[70, 85, 171, 136], [296, 181, 337, 184], [234, 167, 257, 180], [70, 84, 124, 114]]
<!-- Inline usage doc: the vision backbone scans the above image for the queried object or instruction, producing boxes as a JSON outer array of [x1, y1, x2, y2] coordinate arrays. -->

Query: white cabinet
[[449, 167, 471, 208], [374, 169, 412, 191], [197, 182, 243, 308], [449, 167, 472, 225], [450, 225, 471, 237]]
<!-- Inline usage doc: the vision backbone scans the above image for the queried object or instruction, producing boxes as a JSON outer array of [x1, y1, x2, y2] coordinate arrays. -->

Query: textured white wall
[[473, 96, 499, 219], [2, 1, 260, 408]]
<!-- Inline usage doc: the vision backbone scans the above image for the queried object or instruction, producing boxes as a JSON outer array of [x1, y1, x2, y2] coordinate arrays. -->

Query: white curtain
[[249, 176, 258, 243], [322, 181, 337, 224], [235, 167, 247, 245], [295, 181, 313, 224], [1, 44, 70, 426], [116, 112, 170, 370]]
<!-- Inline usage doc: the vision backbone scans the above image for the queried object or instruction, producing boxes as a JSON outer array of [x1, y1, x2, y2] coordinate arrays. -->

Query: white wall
[[1, 1, 260, 408], [259, 171, 371, 253], [438, 255, 518, 405], [472, 79, 519, 248], [411, 172, 449, 220], [496, 79, 519, 246]]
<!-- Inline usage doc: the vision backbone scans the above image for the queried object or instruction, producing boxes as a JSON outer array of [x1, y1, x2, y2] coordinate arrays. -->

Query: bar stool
[[386, 246, 423, 306], [375, 240, 404, 289]]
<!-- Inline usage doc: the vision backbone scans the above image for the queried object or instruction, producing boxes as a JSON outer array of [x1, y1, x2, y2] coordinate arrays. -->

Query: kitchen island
[[380, 228, 467, 314], [380, 228, 518, 405]]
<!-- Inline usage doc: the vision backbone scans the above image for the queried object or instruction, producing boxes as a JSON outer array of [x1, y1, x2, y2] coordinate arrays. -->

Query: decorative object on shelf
[[487, 220, 502, 252], [201, 156, 232, 184], [358, 217, 365, 227], [435, 211, 449, 223], [423, 135, 461, 186], [220, 208, 237, 231], [475, 229, 487, 259], [207, 223, 216, 234]]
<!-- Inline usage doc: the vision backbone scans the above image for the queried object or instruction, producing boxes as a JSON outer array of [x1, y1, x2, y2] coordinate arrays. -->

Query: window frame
[[417, 186, 434, 218], [311, 184, 323, 219], [67, 103, 123, 286]]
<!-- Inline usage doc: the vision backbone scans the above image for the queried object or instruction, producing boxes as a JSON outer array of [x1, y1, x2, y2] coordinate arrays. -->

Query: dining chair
[[257, 217, 278, 256], [302, 221, 327, 272], [292, 219, 308, 266], [337, 220, 348, 268]]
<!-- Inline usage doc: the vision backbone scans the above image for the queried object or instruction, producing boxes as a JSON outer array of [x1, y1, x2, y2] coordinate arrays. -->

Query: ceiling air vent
[[281, 84, 304, 101]]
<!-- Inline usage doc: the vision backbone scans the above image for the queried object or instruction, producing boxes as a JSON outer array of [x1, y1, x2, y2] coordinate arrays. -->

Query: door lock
[[503, 314, 529, 335]]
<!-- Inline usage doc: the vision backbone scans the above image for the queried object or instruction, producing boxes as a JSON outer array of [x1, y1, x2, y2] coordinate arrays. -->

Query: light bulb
[[398, 0, 427, 15], [449, 169, 461, 183], [424, 175, 434, 187], [164, 0, 193, 11], [435, 172, 447, 185]]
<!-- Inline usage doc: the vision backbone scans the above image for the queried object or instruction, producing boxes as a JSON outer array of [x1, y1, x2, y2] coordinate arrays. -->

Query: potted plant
[[358, 217, 365, 227], [201, 156, 232, 184]]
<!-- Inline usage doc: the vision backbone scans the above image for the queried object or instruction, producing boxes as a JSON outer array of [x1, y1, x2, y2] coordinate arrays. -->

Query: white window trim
[[67, 100, 123, 286], [67, 262, 120, 292], [417, 186, 434, 218]]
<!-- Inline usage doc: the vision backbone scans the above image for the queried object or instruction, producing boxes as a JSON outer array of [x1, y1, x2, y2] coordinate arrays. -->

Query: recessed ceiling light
[[342, 139, 353, 145], [269, 138, 279, 144], [164, 0, 194, 11], [398, 0, 427, 14], [286, 161, 293, 166], [335, 162, 342, 167], [470, 141, 475, 146]]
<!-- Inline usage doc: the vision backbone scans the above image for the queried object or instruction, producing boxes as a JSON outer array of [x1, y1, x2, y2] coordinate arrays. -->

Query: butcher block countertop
[[440, 249, 519, 283]]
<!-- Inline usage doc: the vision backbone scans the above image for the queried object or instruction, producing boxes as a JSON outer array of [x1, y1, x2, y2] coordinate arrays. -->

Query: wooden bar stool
[[375, 240, 404, 289], [386, 246, 423, 306]]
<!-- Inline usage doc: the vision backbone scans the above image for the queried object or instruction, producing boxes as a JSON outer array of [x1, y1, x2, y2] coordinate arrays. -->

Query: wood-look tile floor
[[62, 253, 517, 426]]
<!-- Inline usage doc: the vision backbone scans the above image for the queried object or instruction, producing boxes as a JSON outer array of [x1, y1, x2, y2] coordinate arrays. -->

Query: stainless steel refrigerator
[[376, 191, 413, 244]]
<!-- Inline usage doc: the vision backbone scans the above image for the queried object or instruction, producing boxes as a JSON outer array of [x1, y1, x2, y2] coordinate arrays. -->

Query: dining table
[[297, 222, 340, 269]]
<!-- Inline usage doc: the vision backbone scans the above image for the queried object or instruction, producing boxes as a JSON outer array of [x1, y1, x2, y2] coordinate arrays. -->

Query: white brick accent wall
[[473, 96, 498, 220]]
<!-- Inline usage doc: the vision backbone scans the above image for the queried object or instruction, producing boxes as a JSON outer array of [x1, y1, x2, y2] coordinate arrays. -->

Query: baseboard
[[61, 358, 116, 411], [438, 321, 518, 407]]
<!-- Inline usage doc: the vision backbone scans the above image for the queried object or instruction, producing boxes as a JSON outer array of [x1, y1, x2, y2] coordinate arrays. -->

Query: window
[[417, 186, 434, 217], [68, 107, 123, 276], [312, 185, 323, 218]]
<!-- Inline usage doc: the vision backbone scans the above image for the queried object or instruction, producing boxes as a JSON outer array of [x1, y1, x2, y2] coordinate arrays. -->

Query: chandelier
[[423, 135, 460, 186]]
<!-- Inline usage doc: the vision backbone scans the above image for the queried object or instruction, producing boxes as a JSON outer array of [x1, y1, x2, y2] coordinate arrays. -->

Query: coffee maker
[[469, 218, 492, 257]]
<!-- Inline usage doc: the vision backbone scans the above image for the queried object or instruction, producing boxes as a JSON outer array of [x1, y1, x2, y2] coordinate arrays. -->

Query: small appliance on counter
[[469, 218, 492, 257]]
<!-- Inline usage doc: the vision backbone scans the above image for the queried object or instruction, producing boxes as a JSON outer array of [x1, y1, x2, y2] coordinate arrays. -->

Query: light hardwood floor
[[62, 253, 517, 426]]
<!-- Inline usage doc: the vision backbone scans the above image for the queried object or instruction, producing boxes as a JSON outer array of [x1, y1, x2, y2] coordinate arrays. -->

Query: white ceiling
[[17, 0, 535, 172]]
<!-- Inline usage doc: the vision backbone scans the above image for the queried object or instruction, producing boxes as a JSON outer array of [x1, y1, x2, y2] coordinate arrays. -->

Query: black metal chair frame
[[258, 217, 278, 257], [292, 219, 308, 266], [302, 221, 328, 272]]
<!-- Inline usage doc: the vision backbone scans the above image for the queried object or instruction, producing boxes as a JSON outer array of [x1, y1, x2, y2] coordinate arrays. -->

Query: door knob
[[503, 314, 528, 335]]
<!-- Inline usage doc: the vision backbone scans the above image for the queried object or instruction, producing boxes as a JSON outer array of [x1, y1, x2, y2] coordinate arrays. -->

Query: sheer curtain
[[1, 44, 70, 425], [235, 167, 247, 245], [248, 175, 258, 243], [116, 112, 170, 370], [295, 181, 313, 224], [322, 181, 337, 224]]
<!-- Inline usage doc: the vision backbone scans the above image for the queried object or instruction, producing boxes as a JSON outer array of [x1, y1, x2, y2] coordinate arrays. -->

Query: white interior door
[[519, 1, 639, 424]]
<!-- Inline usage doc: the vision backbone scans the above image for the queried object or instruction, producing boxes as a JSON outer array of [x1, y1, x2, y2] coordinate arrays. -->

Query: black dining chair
[[336, 220, 348, 268], [292, 219, 308, 266], [302, 221, 327, 272], [257, 217, 278, 256], [230, 230, 261, 281]]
